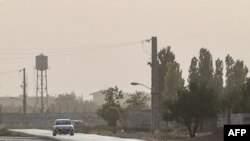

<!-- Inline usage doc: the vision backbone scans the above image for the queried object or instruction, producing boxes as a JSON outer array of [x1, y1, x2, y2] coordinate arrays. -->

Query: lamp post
[[131, 81, 155, 131], [131, 82, 151, 90], [10, 96, 27, 126]]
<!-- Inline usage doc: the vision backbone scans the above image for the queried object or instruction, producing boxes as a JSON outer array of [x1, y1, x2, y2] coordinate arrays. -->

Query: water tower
[[36, 54, 48, 113]]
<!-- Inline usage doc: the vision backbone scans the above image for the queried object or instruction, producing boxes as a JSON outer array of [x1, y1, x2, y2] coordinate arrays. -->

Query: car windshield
[[55, 120, 71, 125]]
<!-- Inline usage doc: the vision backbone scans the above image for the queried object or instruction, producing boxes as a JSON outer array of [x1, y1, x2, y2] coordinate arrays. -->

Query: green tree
[[224, 55, 249, 123], [224, 55, 235, 121], [233, 60, 248, 91], [125, 91, 150, 110], [240, 78, 250, 112], [104, 107, 121, 127], [158, 47, 184, 122], [97, 86, 123, 127], [163, 62, 184, 101], [188, 57, 199, 84], [103, 86, 123, 105], [198, 48, 214, 87], [214, 58, 224, 92], [158, 47, 176, 97], [164, 82, 218, 138], [213, 58, 224, 114], [193, 48, 215, 130], [188, 48, 215, 91], [162, 49, 219, 138]]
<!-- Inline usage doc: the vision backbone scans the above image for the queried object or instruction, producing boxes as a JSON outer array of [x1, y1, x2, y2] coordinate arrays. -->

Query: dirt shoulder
[[87, 128, 223, 141]]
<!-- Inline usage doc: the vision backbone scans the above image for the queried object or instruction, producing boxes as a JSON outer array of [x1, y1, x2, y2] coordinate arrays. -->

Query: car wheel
[[70, 132, 74, 136], [53, 132, 56, 136]]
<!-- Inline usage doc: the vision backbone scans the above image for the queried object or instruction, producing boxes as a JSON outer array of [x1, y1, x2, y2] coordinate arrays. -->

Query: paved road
[[10, 129, 144, 141], [0, 136, 53, 141]]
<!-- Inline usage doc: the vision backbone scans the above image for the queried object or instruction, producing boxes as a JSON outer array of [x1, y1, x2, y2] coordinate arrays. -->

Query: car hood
[[54, 125, 73, 128]]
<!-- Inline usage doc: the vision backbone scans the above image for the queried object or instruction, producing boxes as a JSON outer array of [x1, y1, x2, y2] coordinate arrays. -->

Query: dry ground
[[88, 128, 223, 141]]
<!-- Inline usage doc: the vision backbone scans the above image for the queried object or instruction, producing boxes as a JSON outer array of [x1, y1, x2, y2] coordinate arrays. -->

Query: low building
[[89, 90, 131, 107]]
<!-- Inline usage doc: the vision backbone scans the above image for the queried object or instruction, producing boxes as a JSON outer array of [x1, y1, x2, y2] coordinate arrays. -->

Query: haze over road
[[10, 129, 143, 141]]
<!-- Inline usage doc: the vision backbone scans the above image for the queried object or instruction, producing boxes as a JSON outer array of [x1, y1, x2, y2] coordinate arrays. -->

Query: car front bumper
[[54, 128, 73, 134]]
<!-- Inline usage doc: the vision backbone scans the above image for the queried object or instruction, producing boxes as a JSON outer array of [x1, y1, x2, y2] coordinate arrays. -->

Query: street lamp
[[10, 96, 27, 126], [131, 82, 151, 90], [131, 81, 156, 132]]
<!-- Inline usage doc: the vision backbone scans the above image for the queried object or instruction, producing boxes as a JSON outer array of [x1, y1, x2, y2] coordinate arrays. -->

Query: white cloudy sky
[[0, 0, 250, 100]]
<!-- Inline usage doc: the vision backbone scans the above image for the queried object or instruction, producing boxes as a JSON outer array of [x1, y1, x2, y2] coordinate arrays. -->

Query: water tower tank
[[36, 54, 48, 71]]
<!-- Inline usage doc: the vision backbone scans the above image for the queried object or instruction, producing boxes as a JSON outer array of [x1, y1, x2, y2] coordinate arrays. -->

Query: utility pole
[[151, 36, 159, 130], [22, 68, 27, 126]]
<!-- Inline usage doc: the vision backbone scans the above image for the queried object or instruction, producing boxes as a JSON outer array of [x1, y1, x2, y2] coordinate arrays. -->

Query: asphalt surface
[[10, 129, 144, 141], [0, 136, 52, 141]]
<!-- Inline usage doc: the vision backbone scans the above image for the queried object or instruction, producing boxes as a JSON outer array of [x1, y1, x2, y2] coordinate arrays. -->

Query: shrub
[[0, 127, 11, 136]]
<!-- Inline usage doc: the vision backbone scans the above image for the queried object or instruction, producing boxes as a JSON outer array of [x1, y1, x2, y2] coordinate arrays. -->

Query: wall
[[217, 113, 250, 127], [120, 109, 151, 129], [1, 113, 106, 128]]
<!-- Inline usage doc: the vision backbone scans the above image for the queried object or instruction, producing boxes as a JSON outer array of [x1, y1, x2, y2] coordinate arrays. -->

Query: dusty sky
[[0, 0, 250, 100]]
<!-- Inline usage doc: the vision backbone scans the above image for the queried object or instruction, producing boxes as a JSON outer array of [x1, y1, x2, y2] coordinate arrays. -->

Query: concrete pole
[[151, 36, 159, 131], [23, 68, 27, 126]]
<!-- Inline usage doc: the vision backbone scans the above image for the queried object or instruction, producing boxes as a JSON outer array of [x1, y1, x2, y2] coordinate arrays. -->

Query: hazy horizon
[[1, 0, 250, 100]]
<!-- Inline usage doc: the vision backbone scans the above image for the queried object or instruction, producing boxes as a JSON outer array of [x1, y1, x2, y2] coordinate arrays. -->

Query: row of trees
[[47, 92, 99, 113], [160, 47, 250, 137], [0, 92, 99, 113]]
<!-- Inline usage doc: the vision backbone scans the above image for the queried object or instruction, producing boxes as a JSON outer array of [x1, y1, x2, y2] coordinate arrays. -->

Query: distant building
[[89, 90, 131, 107], [89, 91, 105, 106]]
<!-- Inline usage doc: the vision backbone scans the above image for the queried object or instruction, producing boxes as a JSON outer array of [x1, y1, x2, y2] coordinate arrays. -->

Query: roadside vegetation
[[97, 86, 123, 129], [0, 127, 11, 136], [92, 46, 250, 140], [159, 47, 250, 138]]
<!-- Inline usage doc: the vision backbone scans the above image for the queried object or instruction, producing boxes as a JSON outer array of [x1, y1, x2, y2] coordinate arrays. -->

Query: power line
[[0, 44, 106, 51], [0, 56, 35, 61], [49, 41, 141, 57], [0, 70, 19, 75], [0, 40, 142, 61], [0, 46, 111, 55], [0, 41, 141, 53], [141, 40, 151, 56]]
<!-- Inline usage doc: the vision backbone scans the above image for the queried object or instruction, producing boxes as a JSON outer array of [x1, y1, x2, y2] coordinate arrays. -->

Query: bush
[[0, 127, 11, 136], [104, 107, 120, 127]]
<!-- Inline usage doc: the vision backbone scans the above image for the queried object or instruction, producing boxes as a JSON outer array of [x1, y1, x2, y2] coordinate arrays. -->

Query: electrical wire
[[0, 41, 141, 53], [141, 40, 151, 56], [0, 40, 142, 61], [0, 70, 19, 75]]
